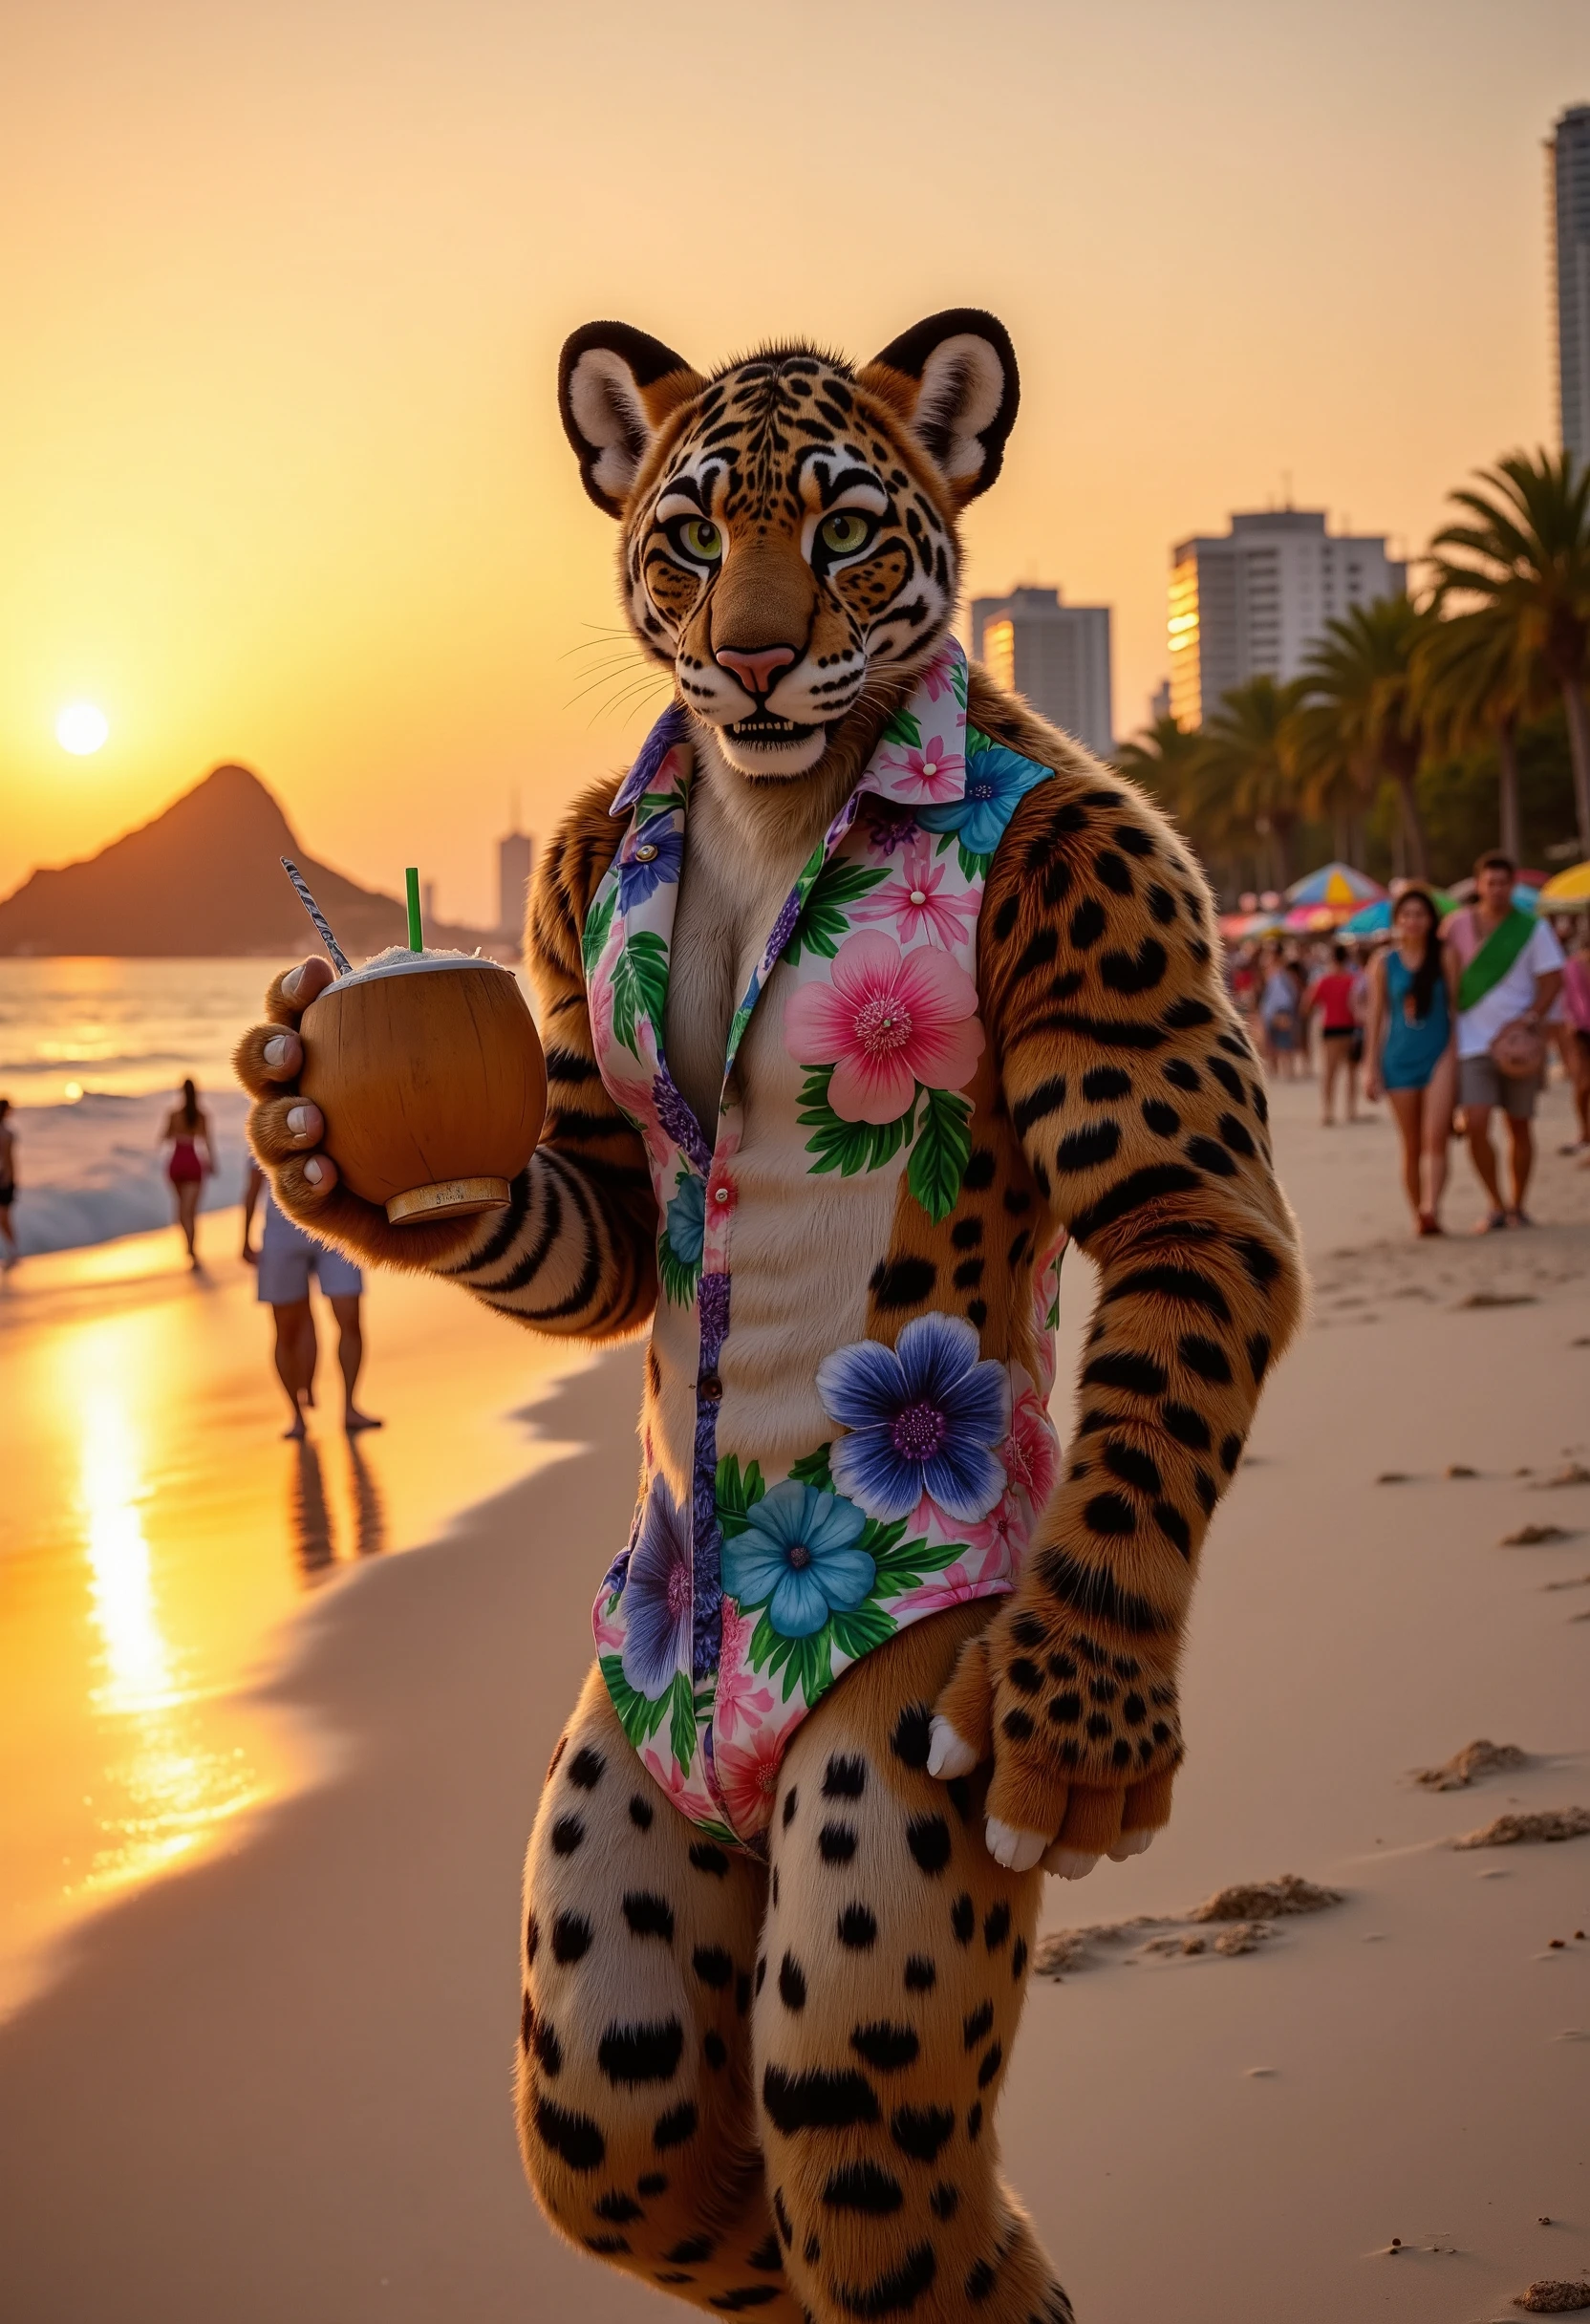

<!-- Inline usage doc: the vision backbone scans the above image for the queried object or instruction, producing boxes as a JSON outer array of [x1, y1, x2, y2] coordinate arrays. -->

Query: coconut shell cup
[[298, 952, 547, 1225]]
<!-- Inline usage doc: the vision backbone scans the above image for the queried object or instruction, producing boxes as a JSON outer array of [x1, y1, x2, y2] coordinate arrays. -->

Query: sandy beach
[[3, 1081, 1588, 2323]]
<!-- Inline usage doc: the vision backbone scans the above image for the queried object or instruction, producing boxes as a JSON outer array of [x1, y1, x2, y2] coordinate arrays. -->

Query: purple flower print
[[617, 817, 684, 913], [816, 1313, 1009, 1525], [620, 1474, 693, 1700]]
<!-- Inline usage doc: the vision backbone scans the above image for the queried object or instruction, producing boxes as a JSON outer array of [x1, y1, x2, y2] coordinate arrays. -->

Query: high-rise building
[[1166, 510, 1406, 730], [1550, 104, 1590, 471], [497, 826, 533, 943], [970, 587, 1113, 758]]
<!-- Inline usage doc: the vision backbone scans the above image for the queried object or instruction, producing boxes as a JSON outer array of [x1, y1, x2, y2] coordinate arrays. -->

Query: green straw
[[405, 866, 422, 952]]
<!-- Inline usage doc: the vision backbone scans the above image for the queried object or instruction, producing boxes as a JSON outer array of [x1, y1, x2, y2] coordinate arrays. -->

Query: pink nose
[[715, 644, 796, 698]]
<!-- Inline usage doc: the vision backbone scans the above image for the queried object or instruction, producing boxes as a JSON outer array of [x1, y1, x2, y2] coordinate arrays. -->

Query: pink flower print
[[962, 1495, 1026, 1561], [919, 655, 956, 704], [875, 736, 964, 805], [715, 1599, 775, 1740], [893, 1560, 984, 1616], [1002, 1387, 1058, 1508], [714, 1725, 787, 1835], [593, 1597, 625, 1653], [640, 1744, 693, 1811], [783, 932, 984, 1125], [854, 841, 978, 951]]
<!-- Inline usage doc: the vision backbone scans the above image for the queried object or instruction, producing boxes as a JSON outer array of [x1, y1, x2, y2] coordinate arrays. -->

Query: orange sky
[[2, 0, 1588, 928]]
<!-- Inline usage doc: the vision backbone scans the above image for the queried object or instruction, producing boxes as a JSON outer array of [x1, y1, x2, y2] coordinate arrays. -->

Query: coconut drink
[[284, 862, 545, 1225]]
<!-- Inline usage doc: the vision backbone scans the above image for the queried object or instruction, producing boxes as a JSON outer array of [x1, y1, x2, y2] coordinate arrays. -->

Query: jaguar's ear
[[559, 322, 705, 518], [858, 309, 1020, 506]]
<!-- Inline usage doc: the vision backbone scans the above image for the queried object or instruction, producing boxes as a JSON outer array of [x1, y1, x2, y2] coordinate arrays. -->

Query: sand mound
[[1504, 1523, 1576, 1545], [1513, 2282, 1590, 2313], [1453, 1808, 1590, 1850], [1033, 1874, 1343, 1979], [1413, 1740, 1530, 1791]]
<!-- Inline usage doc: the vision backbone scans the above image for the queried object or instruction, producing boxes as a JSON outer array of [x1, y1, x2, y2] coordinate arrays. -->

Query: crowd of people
[[1228, 851, 1590, 1235]]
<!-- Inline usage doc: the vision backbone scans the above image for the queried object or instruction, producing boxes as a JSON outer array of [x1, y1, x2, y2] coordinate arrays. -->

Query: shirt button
[[909, 890, 927, 906], [698, 1372, 722, 1402], [713, 1185, 731, 1204], [634, 842, 658, 863], [921, 762, 937, 778]]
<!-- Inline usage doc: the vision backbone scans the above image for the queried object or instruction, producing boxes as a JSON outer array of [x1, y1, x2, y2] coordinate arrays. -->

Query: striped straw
[[279, 858, 353, 977]]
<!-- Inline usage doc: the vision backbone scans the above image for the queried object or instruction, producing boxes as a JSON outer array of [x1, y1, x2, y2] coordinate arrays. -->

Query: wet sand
[[2, 1087, 1589, 2321]]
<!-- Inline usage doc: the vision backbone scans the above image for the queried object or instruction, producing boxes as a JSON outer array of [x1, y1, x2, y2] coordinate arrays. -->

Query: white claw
[[985, 1818, 1048, 1872], [926, 1716, 978, 1781], [1043, 1847, 1101, 1881], [1107, 1828, 1155, 1863]]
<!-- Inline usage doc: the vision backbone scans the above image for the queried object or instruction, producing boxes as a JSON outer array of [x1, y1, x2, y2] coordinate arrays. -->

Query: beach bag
[[1489, 1015, 1546, 1080]]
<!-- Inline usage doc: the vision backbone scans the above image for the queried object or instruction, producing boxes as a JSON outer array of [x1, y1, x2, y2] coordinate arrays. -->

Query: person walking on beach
[[1304, 941, 1363, 1126], [1364, 887, 1457, 1235], [242, 1159, 380, 1438], [1259, 942, 1301, 1078], [1555, 915, 1590, 1158], [0, 1098, 17, 1272], [161, 1077, 213, 1268], [1445, 852, 1565, 1232]]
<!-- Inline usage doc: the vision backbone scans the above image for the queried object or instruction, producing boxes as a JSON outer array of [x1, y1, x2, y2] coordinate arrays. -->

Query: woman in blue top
[[1364, 886, 1459, 1236]]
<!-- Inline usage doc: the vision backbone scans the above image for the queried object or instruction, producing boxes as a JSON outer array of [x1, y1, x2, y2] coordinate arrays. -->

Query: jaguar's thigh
[[756, 1609, 1064, 2322], [518, 1669, 768, 2276]]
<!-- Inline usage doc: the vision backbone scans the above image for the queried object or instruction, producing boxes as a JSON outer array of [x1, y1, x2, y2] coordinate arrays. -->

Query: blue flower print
[[617, 816, 684, 913], [915, 742, 1049, 858], [816, 1313, 1009, 1524], [620, 1475, 693, 1699], [664, 1171, 705, 1266], [720, 1481, 874, 1639]]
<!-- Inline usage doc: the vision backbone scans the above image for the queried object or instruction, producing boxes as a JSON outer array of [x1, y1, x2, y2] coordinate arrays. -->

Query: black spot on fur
[[1236, 1235, 1279, 1288], [623, 1892, 676, 1941], [834, 2243, 936, 2317], [567, 1747, 605, 1790], [1007, 1655, 1042, 1695], [906, 1815, 952, 1874], [952, 1893, 976, 1943], [653, 2101, 698, 2150], [710, 2289, 782, 2312], [1193, 1467, 1217, 1515], [1055, 1119, 1121, 1174], [1107, 1263, 1230, 1323], [690, 1842, 730, 1877], [779, 1953, 807, 2011], [967, 2259, 998, 2302], [773, 2186, 793, 2246], [824, 2161, 904, 2215], [1105, 1439, 1163, 1496], [585, 2232, 629, 2254], [963, 1999, 994, 2048], [984, 1902, 1011, 1950], [1069, 1165, 1202, 1245], [1002, 1708, 1034, 1740], [1012, 1935, 1029, 1979], [1248, 1331, 1272, 1383], [851, 2021, 920, 2072], [870, 1257, 936, 1309], [1148, 882, 1176, 923], [598, 2017, 684, 2087], [1083, 1348, 1167, 1397], [1153, 1500, 1192, 1557], [532, 2014, 562, 2076], [891, 1705, 932, 1769], [763, 2065, 880, 2132], [594, 2190, 642, 2223], [1218, 1111, 1256, 1158], [1178, 1333, 1232, 1385], [1069, 898, 1107, 949], [1185, 1135, 1236, 1176], [1035, 1550, 1171, 1636], [783, 1786, 799, 1827], [1012, 1076, 1067, 1137], [755, 1956, 766, 1996], [930, 2181, 960, 2220], [1094, 850, 1132, 894], [551, 1815, 585, 1856], [891, 2103, 956, 2162], [1101, 939, 1167, 995], [666, 2235, 717, 2265], [552, 1911, 592, 1964], [1084, 1492, 1136, 1538], [1162, 1400, 1212, 1452], [703, 2031, 727, 2069], [1082, 1065, 1131, 1102], [967, 2101, 983, 2141], [838, 1904, 878, 1949], [820, 1822, 858, 1864], [638, 2172, 668, 2197], [629, 1794, 654, 1829], [963, 1148, 996, 1190], [1163, 1056, 1200, 1090], [693, 1945, 733, 1989], [1219, 1431, 1243, 1473], [824, 1754, 867, 1798], [1048, 1691, 1083, 1725], [904, 1954, 936, 1991], [748, 2231, 783, 2271], [534, 2096, 605, 2172], [1163, 996, 1213, 1030], [978, 2042, 1003, 2088], [526, 1910, 539, 1967]]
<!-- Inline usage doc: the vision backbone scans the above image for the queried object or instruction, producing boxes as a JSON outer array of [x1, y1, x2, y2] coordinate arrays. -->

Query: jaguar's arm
[[239, 783, 658, 1342], [934, 677, 1306, 1866]]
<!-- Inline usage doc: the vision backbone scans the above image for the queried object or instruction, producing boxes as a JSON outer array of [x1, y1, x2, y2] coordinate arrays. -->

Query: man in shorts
[[1446, 852, 1565, 1231], [242, 1158, 381, 1437], [0, 1097, 17, 1272]]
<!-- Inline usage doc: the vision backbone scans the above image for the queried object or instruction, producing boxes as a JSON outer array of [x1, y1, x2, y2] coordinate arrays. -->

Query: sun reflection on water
[[75, 1378, 266, 1897]]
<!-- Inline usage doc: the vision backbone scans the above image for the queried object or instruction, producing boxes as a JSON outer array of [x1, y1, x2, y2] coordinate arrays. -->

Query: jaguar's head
[[559, 311, 1019, 780]]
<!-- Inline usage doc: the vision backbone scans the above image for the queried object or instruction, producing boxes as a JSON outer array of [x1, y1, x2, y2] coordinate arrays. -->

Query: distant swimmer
[[0, 1097, 16, 1271], [161, 1077, 214, 1268], [242, 1158, 381, 1440]]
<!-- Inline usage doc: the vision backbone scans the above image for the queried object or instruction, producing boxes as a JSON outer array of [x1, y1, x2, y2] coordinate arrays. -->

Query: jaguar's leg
[[518, 1668, 800, 2316], [756, 1606, 1074, 2324]]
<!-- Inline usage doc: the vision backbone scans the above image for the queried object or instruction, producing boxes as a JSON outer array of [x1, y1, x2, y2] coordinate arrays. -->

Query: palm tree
[[1413, 597, 1541, 862], [1185, 677, 1308, 890], [1428, 449, 1590, 858], [1298, 596, 1433, 880], [1115, 713, 1203, 824]]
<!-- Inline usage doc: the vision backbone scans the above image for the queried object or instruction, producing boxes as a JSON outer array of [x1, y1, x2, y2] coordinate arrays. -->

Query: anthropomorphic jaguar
[[240, 309, 1303, 2321]]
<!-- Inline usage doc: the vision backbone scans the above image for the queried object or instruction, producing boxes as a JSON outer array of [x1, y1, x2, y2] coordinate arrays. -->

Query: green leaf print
[[907, 1086, 974, 1222], [868, 1529, 965, 1594], [965, 721, 993, 753], [797, 1066, 915, 1177], [827, 1602, 897, 1660], [883, 705, 922, 749], [638, 784, 688, 819], [656, 1237, 702, 1308], [715, 1454, 766, 1539], [600, 1652, 674, 1748], [611, 929, 670, 1055], [783, 857, 890, 965], [750, 1615, 837, 1708], [951, 661, 969, 710], [956, 842, 993, 883], [786, 1443, 835, 1494], [669, 1671, 698, 1774], [580, 885, 616, 979]]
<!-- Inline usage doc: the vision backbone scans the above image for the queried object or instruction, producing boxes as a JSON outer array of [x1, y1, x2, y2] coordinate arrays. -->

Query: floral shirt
[[584, 640, 1065, 1846]]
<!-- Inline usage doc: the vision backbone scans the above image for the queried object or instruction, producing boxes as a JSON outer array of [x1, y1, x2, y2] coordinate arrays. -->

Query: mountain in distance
[[0, 764, 508, 959]]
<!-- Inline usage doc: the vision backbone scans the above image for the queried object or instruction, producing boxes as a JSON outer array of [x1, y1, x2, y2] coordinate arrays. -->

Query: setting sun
[[55, 703, 109, 756]]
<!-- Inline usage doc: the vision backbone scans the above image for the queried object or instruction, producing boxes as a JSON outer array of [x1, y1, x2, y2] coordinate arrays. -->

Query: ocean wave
[[4, 1087, 253, 1258]]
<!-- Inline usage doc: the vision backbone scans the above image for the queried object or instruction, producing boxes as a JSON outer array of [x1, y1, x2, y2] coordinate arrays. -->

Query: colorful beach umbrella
[[1537, 859, 1590, 908], [1282, 903, 1346, 933], [1340, 890, 1457, 936], [1284, 862, 1386, 909]]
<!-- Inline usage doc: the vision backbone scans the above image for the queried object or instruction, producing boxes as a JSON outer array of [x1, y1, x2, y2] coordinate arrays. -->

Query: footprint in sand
[[1412, 1740, 1530, 1791], [1033, 1874, 1342, 1980]]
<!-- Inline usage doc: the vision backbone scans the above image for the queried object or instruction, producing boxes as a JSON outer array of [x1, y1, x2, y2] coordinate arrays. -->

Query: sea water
[[0, 959, 290, 1255]]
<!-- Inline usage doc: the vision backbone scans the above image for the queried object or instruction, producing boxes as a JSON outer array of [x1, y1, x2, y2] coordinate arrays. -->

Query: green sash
[[1457, 907, 1534, 1014]]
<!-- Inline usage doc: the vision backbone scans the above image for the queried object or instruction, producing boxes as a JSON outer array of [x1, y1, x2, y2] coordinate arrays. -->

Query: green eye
[[676, 518, 721, 562], [819, 510, 873, 557]]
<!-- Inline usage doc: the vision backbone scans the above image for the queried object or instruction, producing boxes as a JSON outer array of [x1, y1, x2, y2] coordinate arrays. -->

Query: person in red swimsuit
[[160, 1077, 213, 1268], [1304, 941, 1364, 1126]]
